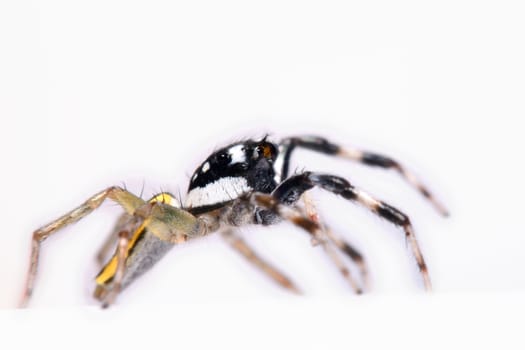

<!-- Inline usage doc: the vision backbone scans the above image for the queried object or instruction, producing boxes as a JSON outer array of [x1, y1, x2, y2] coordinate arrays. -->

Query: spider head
[[185, 138, 279, 211]]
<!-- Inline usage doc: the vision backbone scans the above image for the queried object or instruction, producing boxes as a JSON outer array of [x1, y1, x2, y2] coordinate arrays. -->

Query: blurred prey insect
[[20, 135, 448, 308]]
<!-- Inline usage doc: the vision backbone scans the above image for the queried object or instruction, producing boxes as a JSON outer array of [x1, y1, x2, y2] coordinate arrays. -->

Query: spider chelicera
[[20, 135, 447, 307]]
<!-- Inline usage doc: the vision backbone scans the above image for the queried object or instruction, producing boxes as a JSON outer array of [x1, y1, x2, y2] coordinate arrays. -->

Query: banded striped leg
[[221, 229, 301, 294], [279, 136, 448, 216], [252, 194, 363, 294], [273, 172, 432, 290], [268, 178, 368, 291], [302, 193, 370, 291], [20, 187, 146, 308]]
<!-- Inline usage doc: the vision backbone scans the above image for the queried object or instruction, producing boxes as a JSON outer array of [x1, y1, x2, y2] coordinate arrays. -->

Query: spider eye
[[216, 152, 229, 163], [255, 142, 277, 161]]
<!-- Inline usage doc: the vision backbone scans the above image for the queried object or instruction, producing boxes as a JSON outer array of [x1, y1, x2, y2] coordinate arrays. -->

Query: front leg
[[272, 172, 432, 290], [278, 135, 448, 216]]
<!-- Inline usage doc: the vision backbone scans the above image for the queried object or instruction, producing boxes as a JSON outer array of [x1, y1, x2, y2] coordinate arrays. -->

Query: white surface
[[2, 294, 524, 350], [1, 0, 524, 346]]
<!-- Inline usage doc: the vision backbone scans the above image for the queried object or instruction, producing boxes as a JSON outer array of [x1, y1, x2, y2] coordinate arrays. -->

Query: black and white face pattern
[[185, 138, 278, 213]]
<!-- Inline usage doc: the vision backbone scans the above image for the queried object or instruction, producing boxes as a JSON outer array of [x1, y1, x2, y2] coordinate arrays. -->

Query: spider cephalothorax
[[186, 138, 279, 214], [21, 134, 447, 308]]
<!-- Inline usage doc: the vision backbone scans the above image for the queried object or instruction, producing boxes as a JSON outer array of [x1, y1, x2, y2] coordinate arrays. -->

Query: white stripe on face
[[228, 144, 246, 164], [185, 176, 252, 208]]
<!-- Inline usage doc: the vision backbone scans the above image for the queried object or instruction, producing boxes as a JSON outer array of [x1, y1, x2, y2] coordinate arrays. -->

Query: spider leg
[[278, 135, 448, 216], [272, 172, 432, 291], [323, 227, 369, 291], [96, 213, 135, 266], [221, 229, 301, 294], [302, 193, 370, 291], [316, 234, 363, 293], [251, 194, 364, 294], [99, 229, 131, 308], [20, 187, 146, 308]]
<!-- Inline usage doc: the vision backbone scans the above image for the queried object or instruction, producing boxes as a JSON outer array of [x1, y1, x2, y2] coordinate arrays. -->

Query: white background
[[1, 0, 524, 348]]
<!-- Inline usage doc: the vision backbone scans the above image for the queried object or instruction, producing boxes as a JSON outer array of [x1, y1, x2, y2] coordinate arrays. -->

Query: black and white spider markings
[[20, 135, 447, 307]]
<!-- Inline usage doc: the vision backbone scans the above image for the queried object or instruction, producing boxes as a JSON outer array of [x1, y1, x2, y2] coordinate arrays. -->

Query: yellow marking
[[150, 192, 176, 205], [95, 193, 177, 285], [95, 220, 149, 285]]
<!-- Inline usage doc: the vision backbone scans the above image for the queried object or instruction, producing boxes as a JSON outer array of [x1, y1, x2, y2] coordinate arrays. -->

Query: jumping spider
[[20, 135, 447, 307]]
